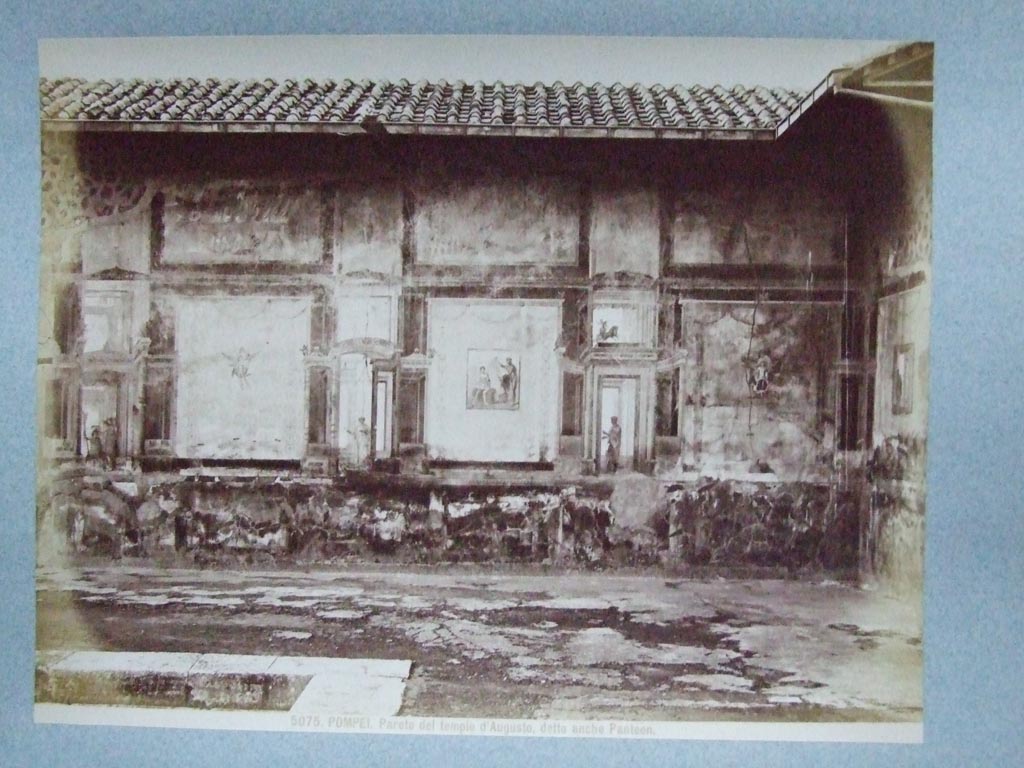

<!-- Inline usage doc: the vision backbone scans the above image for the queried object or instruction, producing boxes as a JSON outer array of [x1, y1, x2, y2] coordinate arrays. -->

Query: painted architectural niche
[[35, 43, 931, 590]]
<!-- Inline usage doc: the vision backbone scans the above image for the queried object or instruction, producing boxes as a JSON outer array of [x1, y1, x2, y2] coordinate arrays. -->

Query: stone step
[[35, 651, 410, 714]]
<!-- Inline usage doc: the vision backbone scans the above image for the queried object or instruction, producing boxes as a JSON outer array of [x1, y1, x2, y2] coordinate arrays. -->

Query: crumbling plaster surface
[[666, 480, 857, 570], [590, 184, 660, 277], [40, 130, 851, 280], [413, 172, 579, 267], [679, 303, 839, 482], [160, 182, 325, 266], [669, 168, 843, 267], [335, 184, 403, 277], [38, 465, 858, 574]]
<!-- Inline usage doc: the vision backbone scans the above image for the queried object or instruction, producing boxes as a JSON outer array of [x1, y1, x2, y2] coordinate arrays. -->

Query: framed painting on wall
[[592, 304, 640, 345], [466, 349, 520, 410], [893, 343, 914, 415]]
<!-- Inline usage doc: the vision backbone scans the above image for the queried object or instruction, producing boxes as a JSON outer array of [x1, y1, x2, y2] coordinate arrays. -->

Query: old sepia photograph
[[33, 34, 932, 740]]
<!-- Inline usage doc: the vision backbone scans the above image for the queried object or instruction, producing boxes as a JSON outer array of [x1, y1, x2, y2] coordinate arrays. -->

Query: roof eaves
[[830, 42, 934, 110], [774, 71, 842, 140], [835, 42, 934, 90], [39, 117, 779, 141]]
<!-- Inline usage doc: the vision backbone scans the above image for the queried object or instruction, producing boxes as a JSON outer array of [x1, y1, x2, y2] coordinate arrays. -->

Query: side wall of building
[[846, 101, 932, 593]]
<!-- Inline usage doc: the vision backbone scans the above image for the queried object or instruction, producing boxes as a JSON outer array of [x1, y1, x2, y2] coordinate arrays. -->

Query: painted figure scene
[[34, 39, 932, 730], [467, 351, 519, 410]]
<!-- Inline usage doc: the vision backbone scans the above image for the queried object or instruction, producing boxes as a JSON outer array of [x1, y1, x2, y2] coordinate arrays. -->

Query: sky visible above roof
[[38, 35, 896, 91]]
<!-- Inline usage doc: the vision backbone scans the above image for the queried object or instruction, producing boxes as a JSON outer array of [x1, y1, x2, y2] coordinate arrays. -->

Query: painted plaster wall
[[79, 211, 151, 275], [850, 104, 932, 592], [869, 347, 929, 585], [40, 132, 151, 268], [335, 184, 403, 277], [175, 296, 311, 460], [679, 303, 838, 481], [590, 184, 660, 277], [145, 292, 178, 355], [871, 287, 928, 596], [592, 289, 659, 346], [425, 300, 561, 462], [412, 174, 579, 266], [38, 133, 152, 359], [870, 108, 932, 448], [79, 384, 119, 457], [857, 108, 933, 278], [670, 174, 843, 266], [161, 182, 324, 266], [36, 268, 65, 361], [40, 131, 848, 274], [336, 292, 396, 343], [35, 103, 926, 575], [875, 289, 930, 444]]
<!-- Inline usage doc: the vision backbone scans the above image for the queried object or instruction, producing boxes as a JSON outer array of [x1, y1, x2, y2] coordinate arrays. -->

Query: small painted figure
[[499, 357, 518, 403], [472, 366, 494, 406], [749, 354, 772, 395], [100, 417, 118, 469], [351, 416, 372, 467], [603, 416, 622, 473], [86, 425, 103, 463], [224, 346, 255, 387], [597, 319, 619, 343], [173, 510, 189, 552]]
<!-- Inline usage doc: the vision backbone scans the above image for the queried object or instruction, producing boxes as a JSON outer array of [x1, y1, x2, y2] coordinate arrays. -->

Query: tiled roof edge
[[39, 76, 809, 141]]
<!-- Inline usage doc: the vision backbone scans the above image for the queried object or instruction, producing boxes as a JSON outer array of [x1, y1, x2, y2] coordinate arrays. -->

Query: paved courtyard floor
[[36, 564, 922, 722]]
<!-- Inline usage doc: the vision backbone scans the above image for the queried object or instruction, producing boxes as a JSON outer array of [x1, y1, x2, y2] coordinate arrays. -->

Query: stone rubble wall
[[665, 480, 858, 570], [37, 467, 857, 573], [863, 434, 927, 593]]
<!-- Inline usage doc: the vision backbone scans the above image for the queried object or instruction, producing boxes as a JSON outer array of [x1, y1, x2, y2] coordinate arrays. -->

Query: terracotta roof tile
[[39, 76, 806, 137]]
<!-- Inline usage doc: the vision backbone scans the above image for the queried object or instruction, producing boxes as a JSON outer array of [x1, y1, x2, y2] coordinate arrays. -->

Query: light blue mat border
[[3, 2, 1022, 766]]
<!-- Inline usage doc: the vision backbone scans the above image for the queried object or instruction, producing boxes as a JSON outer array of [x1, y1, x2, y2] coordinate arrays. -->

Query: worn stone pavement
[[36, 564, 922, 721]]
